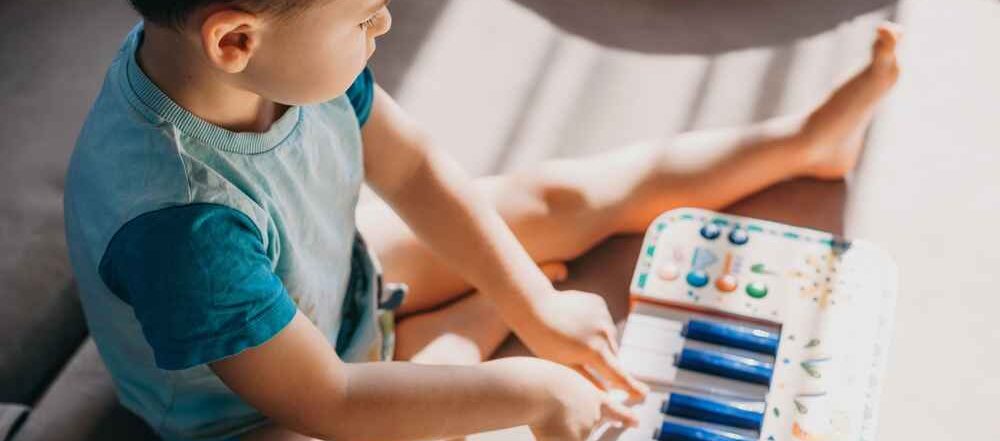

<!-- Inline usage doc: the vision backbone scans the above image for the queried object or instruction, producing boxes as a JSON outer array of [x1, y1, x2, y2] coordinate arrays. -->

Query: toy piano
[[593, 208, 898, 441]]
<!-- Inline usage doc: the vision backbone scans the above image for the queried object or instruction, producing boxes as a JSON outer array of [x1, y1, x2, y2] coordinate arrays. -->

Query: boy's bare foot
[[800, 22, 902, 179]]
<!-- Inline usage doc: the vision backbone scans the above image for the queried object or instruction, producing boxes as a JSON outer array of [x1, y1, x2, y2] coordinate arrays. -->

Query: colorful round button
[[700, 224, 722, 240], [715, 274, 738, 292], [746, 282, 769, 299], [729, 228, 749, 246], [658, 263, 680, 281], [686, 270, 710, 288]]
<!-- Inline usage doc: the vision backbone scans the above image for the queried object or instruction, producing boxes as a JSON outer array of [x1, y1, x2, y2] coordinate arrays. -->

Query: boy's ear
[[199, 9, 262, 74]]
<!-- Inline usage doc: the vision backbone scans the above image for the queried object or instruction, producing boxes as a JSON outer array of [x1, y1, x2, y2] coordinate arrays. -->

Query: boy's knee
[[401, 333, 486, 365]]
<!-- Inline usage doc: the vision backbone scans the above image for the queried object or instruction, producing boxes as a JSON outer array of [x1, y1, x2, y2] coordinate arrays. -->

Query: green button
[[746, 282, 769, 299]]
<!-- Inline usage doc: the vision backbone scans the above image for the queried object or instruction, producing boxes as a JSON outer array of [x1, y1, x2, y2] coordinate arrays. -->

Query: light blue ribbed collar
[[119, 23, 301, 155]]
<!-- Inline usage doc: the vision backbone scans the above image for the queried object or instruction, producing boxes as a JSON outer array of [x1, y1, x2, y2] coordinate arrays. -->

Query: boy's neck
[[136, 25, 289, 133]]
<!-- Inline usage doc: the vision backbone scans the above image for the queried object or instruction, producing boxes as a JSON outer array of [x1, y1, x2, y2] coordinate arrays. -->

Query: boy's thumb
[[539, 261, 569, 282]]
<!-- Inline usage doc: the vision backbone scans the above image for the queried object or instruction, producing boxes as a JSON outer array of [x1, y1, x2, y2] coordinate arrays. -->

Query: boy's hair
[[128, 0, 312, 29]]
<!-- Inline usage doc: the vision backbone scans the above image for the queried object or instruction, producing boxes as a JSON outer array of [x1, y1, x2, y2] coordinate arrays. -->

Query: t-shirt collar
[[119, 23, 301, 155]]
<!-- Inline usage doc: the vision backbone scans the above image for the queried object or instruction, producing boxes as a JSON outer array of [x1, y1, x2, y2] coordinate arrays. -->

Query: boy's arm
[[211, 311, 632, 441], [360, 86, 646, 397]]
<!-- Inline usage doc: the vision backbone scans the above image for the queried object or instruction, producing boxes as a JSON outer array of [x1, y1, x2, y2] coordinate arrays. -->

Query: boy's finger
[[573, 366, 607, 391], [603, 324, 620, 355], [592, 347, 650, 399], [601, 396, 640, 428]]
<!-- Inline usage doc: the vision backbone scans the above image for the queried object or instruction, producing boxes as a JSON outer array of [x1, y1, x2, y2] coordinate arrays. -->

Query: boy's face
[[231, 0, 392, 105]]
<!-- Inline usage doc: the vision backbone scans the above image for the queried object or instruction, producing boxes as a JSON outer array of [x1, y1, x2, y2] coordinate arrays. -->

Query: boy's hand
[[517, 290, 649, 399], [531, 361, 639, 441]]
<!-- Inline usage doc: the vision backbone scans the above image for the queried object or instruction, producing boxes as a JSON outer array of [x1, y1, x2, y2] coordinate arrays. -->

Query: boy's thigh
[[356, 200, 475, 315], [392, 290, 509, 365]]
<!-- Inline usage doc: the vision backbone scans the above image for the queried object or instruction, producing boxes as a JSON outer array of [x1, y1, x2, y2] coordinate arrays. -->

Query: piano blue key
[[683, 320, 779, 355], [653, 421, 754, 441], [661, 393, 764, 431], [676, 348, 773, 385]]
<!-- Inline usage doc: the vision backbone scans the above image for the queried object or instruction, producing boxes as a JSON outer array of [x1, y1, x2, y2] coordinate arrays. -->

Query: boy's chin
[[264, 73, 363, 106], [274, 89, 348, 107]]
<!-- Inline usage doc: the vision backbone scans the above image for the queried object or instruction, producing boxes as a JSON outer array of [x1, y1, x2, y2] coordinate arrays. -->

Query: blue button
[[686, 270, 710, 288], [700, 224, 722, 240], [728, 228, 749, 245]]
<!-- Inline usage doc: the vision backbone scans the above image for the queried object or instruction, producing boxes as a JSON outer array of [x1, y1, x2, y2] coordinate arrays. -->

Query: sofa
[[4, 0, 931, 440]]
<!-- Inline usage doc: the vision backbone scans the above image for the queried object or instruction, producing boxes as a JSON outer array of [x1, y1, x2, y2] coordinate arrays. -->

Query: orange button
[[716, 274, 738, 292]]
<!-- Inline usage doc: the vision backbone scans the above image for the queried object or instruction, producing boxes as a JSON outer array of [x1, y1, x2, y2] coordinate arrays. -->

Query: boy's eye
[[360, 14, 377, 30]]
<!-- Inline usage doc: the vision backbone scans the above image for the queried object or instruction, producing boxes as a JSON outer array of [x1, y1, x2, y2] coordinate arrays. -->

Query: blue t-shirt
[[64, 24, 387, 441]]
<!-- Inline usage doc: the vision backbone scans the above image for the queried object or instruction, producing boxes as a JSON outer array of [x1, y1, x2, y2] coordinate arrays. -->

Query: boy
[[63, 0, 900, 440]]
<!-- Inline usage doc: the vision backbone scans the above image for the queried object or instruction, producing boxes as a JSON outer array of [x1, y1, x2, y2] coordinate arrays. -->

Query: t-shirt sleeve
[[345, 67, 375, 126], [98, 203, 297, 371]]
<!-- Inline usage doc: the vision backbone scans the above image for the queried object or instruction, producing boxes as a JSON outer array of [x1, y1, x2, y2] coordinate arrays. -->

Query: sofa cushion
[[12, 339, 159, 441], [0, 0, 138, 405]]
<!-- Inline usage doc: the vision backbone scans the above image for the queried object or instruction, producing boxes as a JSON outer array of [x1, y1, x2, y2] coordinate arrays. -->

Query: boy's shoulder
[[67, 26, 192, 204], [65, 77, 197, 268], [66, 55, 192, 221], [64, 56, 266, 266]]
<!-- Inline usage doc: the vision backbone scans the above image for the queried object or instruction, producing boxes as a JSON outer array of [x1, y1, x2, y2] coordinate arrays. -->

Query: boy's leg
[[359, 24, 900, 317]]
